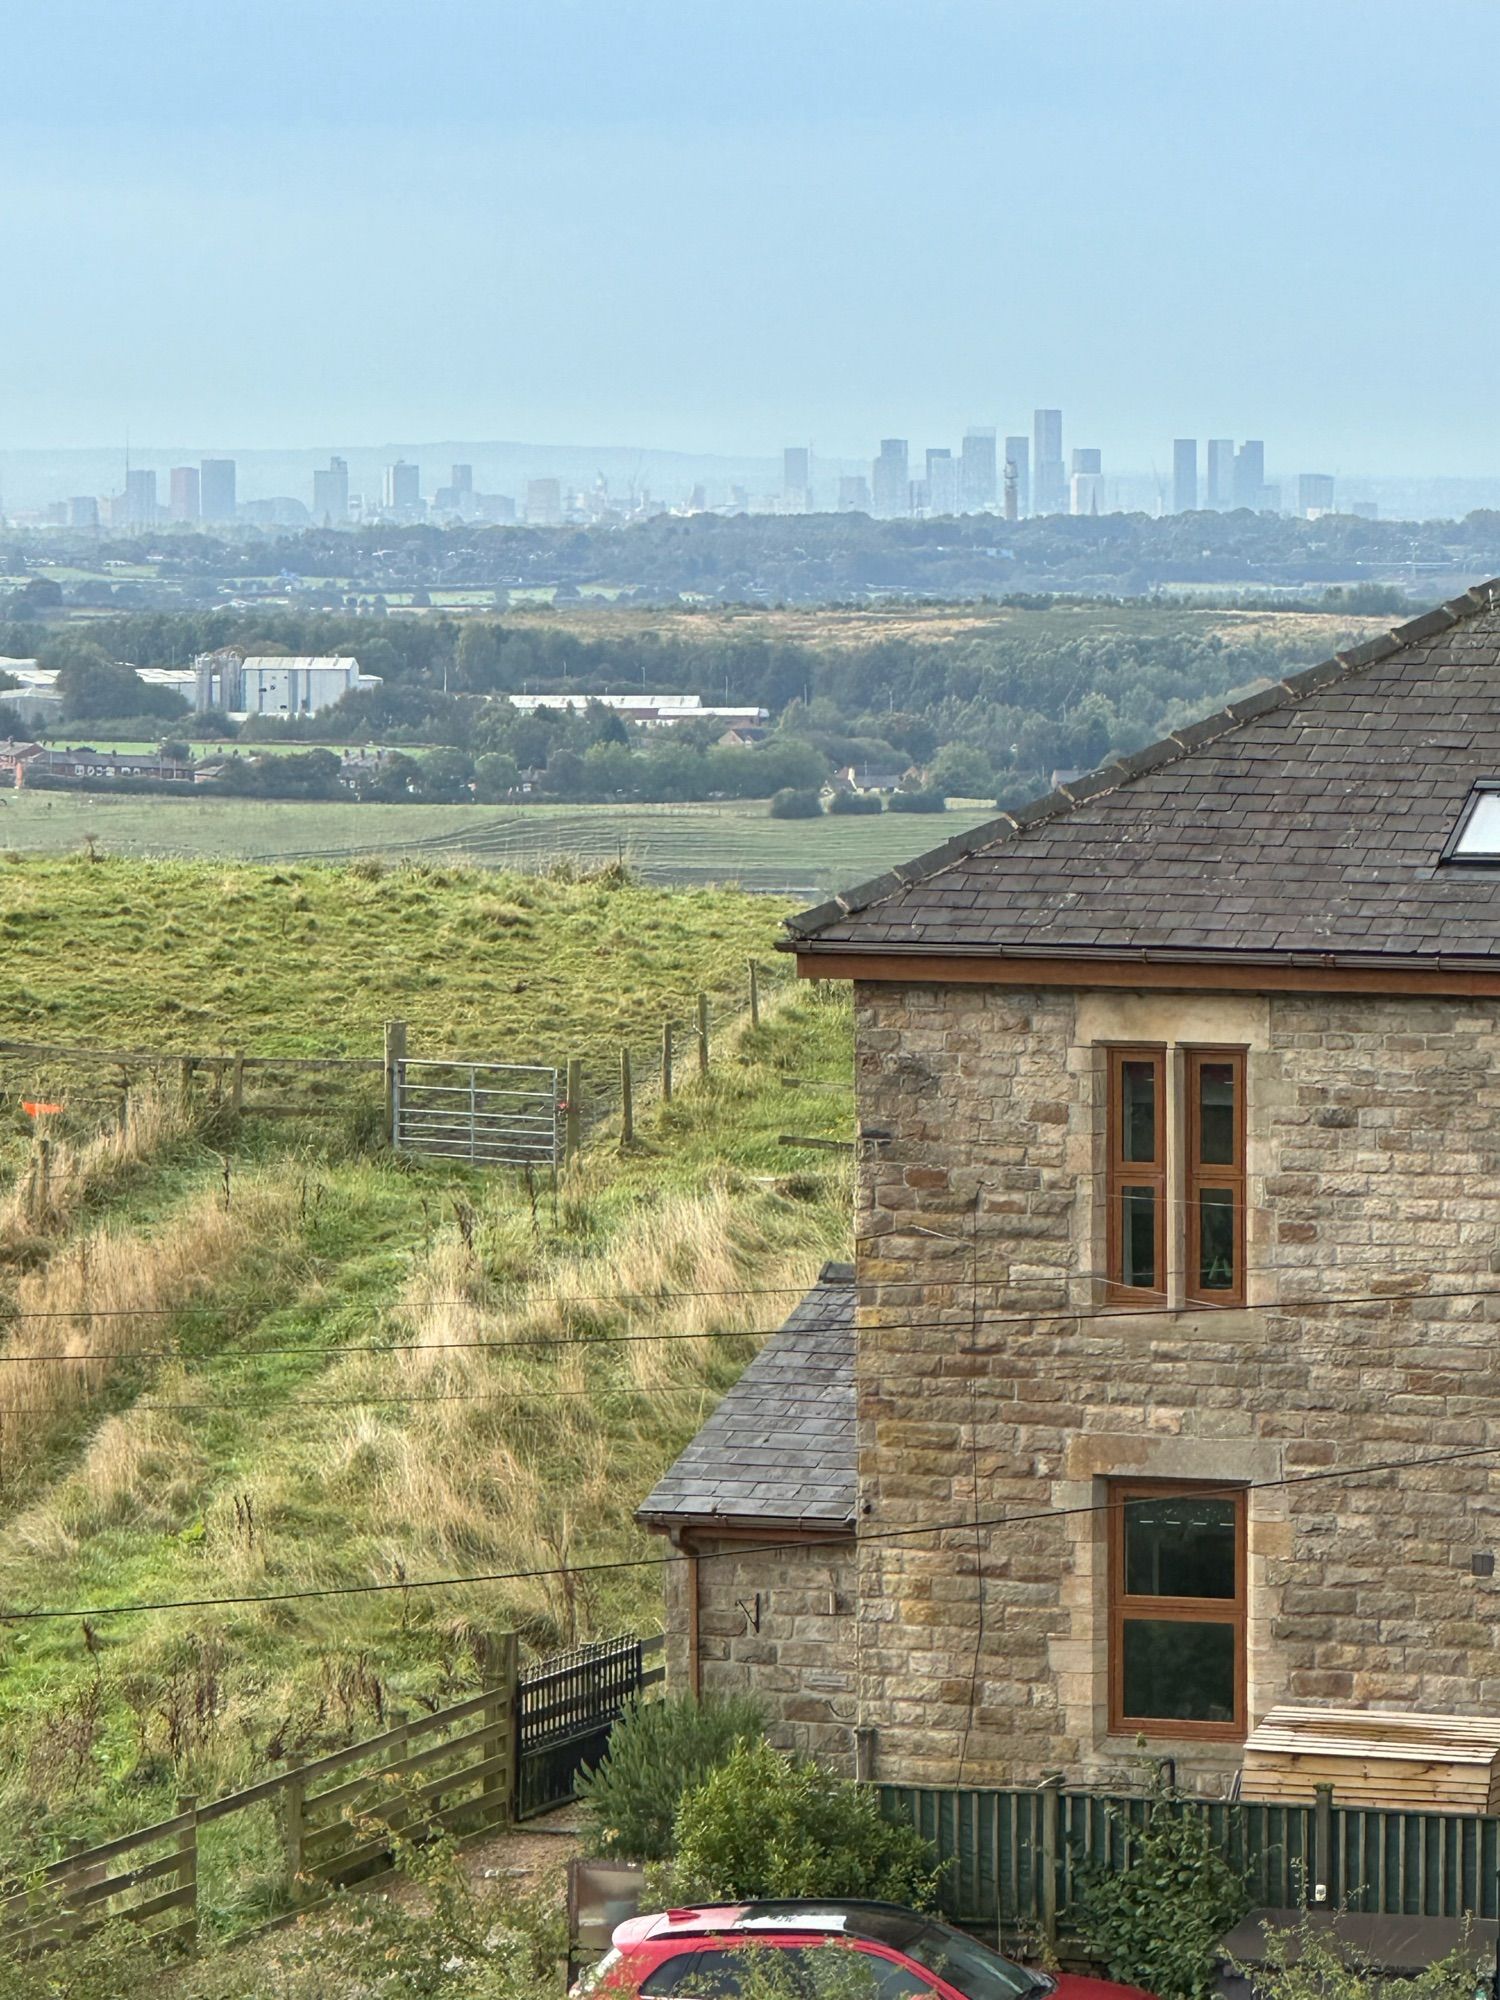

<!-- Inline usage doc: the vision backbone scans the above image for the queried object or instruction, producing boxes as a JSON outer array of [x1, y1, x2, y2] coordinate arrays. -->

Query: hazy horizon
[[4, 0, 1499, 476]]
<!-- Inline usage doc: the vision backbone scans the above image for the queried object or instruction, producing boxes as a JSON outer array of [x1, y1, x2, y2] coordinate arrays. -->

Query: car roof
[[617, 1901, 932, 1947]]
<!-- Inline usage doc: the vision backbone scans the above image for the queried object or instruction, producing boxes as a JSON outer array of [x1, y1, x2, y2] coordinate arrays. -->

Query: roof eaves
[[784, 577, 1500, 947]]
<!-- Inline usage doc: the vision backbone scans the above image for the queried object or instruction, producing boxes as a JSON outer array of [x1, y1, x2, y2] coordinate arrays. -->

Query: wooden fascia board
[[793, 950, 1500, 999]]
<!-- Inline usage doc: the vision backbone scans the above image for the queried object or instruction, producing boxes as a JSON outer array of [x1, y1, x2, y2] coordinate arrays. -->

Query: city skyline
[[3, 0, 1500, 473]]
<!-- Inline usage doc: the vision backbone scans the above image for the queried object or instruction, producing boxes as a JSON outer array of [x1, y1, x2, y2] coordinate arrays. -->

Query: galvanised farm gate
[[391, 1059, 561, 1169]]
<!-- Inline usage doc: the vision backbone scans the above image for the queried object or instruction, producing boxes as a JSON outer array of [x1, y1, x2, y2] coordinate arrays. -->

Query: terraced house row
[[643, 579, 1500, 1793]]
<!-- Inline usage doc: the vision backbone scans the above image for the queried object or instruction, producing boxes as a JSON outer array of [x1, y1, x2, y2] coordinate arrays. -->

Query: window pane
[[1122, 1618, 1236, 1722], [1456, 791, 1500, 857], [1197, 1061, 1236, 1165], [1121, 1186, 1157, 1290], [1124, 1494, 1236, 1597], [1198, 1189, 1236, 1291], [1120, 1060, 1157, 1162]]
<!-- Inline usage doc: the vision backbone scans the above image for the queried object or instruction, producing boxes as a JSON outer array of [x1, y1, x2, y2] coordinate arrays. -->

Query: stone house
[[643, 580, 1500, 1793]]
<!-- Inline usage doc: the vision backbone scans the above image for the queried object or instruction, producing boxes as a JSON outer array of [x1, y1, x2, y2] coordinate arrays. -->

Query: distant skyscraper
[[124, 468, 157, 526], [526, 477, 563, 525], [67, 495, 99, 529], [1172, 439, 1198, 515], [871, 439, 910, 519], [1232, 440, 1265, 511], [313, 456, 349, 523], [451, 463, 473, 495], [837, 474, 871, 512], [169, 466, 200, 523], [783, 446, 811, 510], [960, 427, 997, 511], [1350, 499, 1379, 520], [1033, 409, 1066, 514], [384, 460, 421, 516], [1069, 448, 1103, 515], [1004, 435, 1030, 516], [199, 458, 236, 523], [925, 448, 960, 516], [1298, 472, 1336, 516], [1206, 439, 1235, 510]]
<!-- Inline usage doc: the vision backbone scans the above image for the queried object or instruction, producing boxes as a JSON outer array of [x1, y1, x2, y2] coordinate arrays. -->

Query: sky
[[2, 0, 1498, 475]]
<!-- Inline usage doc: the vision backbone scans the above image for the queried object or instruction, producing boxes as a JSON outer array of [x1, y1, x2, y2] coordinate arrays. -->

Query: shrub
[[769, 787, 823, 819], [826, 790, 883, 815], [886, 790, 946, 813], [1246, 1907, 1485, 2000], [668, 1739, 941, 1907], [576, 1691, 765, 1861], [1074, 1770, 1249, 2000]]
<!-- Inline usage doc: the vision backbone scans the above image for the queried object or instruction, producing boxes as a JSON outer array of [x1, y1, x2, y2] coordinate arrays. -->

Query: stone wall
[[852, 980, 1500, 1793], [663, 1532, 858, 1768]]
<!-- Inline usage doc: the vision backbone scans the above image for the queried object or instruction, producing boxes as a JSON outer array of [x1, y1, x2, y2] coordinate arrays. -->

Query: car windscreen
[[851, 1919, 1041, 2000]]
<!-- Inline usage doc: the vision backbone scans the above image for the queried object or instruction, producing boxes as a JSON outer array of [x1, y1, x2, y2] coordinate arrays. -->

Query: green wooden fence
[[879, 1784, 1500, 1939]]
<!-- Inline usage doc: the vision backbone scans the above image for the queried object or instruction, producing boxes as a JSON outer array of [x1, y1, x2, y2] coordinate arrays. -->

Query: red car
[[578, 1900, 1153, 2000]]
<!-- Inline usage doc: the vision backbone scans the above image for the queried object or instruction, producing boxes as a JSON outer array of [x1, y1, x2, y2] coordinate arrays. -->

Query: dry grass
[[0, 1172, 293, 1492], [0, 1085, 196, 1254]]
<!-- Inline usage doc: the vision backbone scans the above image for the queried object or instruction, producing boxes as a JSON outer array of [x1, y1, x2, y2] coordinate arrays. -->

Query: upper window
[[1106, 1049, 1166, 1299], [1443, 782, 1500, 863], [1105, 1045, 1247, 1306], [1109, 1480, 1247, 1739]]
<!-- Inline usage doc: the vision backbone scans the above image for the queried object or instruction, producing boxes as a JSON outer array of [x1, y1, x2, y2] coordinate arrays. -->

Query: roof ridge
[[782, 580, 1500, 941]]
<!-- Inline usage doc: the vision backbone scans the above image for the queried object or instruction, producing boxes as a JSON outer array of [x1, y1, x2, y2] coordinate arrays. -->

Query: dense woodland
[[0, 596, 1393, 806]]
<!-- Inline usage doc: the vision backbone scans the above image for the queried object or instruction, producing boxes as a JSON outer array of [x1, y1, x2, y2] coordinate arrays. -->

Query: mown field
[[0, 855, 854, 1930], [0, 791, 996, 892]]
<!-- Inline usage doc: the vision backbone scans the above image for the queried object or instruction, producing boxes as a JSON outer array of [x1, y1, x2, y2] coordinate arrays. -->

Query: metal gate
[[517, 1634, 663, 1819], [392, 1060, 560, 1168]]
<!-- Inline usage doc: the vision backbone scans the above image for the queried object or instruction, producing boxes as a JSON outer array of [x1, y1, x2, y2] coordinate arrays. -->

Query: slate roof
[[636, 1263, 855, 1533], [784, 581, 1500, 968]]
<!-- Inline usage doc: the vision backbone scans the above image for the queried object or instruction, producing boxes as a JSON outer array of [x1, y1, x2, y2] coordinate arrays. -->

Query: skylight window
[[1444, 783, 1500, 863]]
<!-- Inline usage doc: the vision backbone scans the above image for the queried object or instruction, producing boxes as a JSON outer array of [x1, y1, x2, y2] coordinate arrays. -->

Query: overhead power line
[[5, 1436, 1500, 1625]]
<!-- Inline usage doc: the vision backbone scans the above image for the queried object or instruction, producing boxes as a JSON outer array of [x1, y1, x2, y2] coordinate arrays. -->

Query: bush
[[576, 1691, 765, 1862], [826, 790, 883, 815], [668, 1739, 941, 1907], [1074, 1770, 1249, 2000], [769, 787, 823, 819], [886, 790, 946, 813], [1246, 1907, 1485, 2000]]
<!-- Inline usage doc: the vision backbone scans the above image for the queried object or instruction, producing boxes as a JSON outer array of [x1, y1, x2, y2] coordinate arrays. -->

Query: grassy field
[[0, 791, 996, 893], [0, 855, 854, 1927]]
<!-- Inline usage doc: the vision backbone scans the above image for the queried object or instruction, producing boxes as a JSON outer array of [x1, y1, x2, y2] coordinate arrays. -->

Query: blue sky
[[2, 0, 1496, 471]]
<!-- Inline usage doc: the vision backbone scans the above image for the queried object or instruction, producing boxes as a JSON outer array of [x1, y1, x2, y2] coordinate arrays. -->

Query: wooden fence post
[[230, 1050, 245, 1117], [283, 1756, 306, 1901], [479, 1631, 520, 1825], [619, 1047, 634, 1146], [31, 1138, 50, 1226], [1038, 1774, 1062, 1949], [1313, 1781, 1334, 1905], [748, 959, 760, 1030], [661, 1022, 673, 1105], [384, 1020, 407, 1144], [564, 1058, 582, 1169], [178, 1056, 194, 1106], [176, 1794, 198, 1956], [697, 994, 709, 1077]]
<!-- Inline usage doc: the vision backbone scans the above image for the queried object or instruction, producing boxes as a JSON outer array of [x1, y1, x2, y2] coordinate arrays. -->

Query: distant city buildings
[[1206, 439, 1235, 510], [783, 446, 811, 512], [925, 448, 959, 517], [383, 460, 421, 519], [1069, 447, 1103, 516], [67, 496, 98, 530], [526, 477, 563, 526], [313, 456, 350, 523], [169, 466, 200, 523], [960, 428, 997, 511], [1033, 409, 1066, 515], [1173, 439, 1198, 515], [124, 468, 157, 526], [1004, 435, 1030, 518], [1233, 439, 1266, 511], [837, 474, 871, 512], [199, 458, 236, 523], [871, 439, 910, 519], [1298, 472, 1336, 516]]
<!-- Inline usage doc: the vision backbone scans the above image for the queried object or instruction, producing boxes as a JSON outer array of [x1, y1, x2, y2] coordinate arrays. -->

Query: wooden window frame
[[1184, 1047, 1247, 1308], [1105, 1046, 1167, 1301], [1108, 1478, 1247, 1741]]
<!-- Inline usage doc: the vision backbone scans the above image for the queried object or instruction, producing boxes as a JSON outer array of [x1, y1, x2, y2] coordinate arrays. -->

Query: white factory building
[[193, 650, 380, 717], [506, 692, 768, 727]]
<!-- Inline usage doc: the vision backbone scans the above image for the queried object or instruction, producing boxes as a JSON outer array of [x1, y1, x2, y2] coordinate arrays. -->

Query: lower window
[[1108, 1480, 1246, 1739]]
